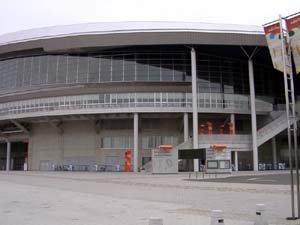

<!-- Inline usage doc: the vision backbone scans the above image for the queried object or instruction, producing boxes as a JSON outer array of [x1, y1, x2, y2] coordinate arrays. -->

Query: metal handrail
[[0, 92, 273, 118]]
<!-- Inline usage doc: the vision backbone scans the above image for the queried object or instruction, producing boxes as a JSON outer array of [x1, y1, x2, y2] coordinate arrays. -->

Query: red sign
[[159, 144, 172, 152], [287, 15, 300, 31], [264, 22, 280, 35]]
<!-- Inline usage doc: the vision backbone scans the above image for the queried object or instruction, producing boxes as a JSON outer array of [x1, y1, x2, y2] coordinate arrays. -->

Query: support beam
[[191, 48, 199, 172], [230, 114, 235, 134], [230, 114, 238, 171], [184, 113, 189, 142], [241, 47, 259, 172], [133, 113, 139, 172], [6, 141, 11, 171], [234, 151, 239, 172], [272, 137, 277, 169], [248, 59, 258, 171], [10, 120, 30, 136], [46, 118, 64, 135], [0, 129, 8, 140], [95, 120, 102, 134]]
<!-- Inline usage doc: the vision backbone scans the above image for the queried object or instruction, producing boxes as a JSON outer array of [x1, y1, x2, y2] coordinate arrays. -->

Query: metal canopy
[[0, 21, 266, 55]]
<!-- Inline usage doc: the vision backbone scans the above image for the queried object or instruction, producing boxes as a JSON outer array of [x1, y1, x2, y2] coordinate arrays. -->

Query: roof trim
[[0, 21, 266, 54]]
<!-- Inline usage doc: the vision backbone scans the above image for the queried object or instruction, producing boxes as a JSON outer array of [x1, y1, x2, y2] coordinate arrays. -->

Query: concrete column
[[234, 151, 239, 171], [230, 114, 238, 171], [191, 48, 199, 172], [272, 137, 277, 168], [230, 114, 235, 133], [133, 113, 139, 172], [248, 59, 258, 171], [184, 113, 189, 142], [6, 141, 11, 171]]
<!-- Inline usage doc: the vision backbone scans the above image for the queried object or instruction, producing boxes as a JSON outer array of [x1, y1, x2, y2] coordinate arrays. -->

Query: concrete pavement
[[0, 171, 299, 225]]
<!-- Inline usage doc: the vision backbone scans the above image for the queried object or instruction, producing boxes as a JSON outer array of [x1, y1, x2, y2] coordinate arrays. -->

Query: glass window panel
[[136, 59, 148, 81], [66, 56, 78, 84], [173, 64, 184, 81], [31, 57, 40, 86], [57, 55, 68, 84], [16, 58, 25, 88], [4, 59, 16, 88], [47, 55, 58, 84], [124, 55, 135, 81], [39, 56, 48, 85], [102, 137, 111, 148], [98, 94, 104, 103], [0, 61, 8, 89], [23, 57, 32, 87], [111, 56, 123, 81], [0, 61, 4, 89], [148, 64, 160, 81], [88, 56, 100, 83], [77, 56, 88, 83], [100, 57, 111, 82], [161, 64, 173, 81]]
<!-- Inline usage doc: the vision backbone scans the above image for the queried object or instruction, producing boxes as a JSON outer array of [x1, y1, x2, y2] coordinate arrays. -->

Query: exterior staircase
[[195, 110, 298, 151], [143, 110, 297, 170], [257, 111, 293, 147]]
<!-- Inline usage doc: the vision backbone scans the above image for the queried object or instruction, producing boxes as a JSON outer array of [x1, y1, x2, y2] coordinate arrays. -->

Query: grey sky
[[0, 0, 299, 35]]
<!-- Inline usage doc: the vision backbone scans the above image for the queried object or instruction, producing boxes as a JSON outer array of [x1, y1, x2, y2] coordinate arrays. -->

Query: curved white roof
[[0, 21, 266, 55], [0, 21, 264, 46]]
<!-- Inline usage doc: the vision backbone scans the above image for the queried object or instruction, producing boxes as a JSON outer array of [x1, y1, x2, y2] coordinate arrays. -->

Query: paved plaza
[[0, 171, 300, 225]]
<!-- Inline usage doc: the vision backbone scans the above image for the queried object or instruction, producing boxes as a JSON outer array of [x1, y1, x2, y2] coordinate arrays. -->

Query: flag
[[287, 14, 300, 74], [264, 22, 285, 72]]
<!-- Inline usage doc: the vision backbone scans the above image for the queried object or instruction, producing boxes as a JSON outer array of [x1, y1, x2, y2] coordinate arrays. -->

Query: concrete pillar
[[248, 59, 258, 171], [234, 151, 239, 171], [191, 48, 199, 172], [133, 113, 139, 172], [230, 114, 238, 171], [230, 114, 235, 133], [272, 137, 277, 169], [6, 141, 11, 171], [184, 112, 189, 142]]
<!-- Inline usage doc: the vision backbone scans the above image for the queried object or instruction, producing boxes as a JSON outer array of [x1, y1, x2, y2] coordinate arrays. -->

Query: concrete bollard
[[254, 204, 268, 225], [210, 210, 225, 225], [149, 217, 163, 225]]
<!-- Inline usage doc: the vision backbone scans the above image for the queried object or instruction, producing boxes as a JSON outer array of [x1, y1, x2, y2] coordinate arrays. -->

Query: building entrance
[[0, 141, 28, 170], [178, 149, 206, 172]]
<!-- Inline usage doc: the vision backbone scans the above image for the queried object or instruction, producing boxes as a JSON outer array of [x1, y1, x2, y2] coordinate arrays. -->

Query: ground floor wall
[[0, 113, 291, 171], [28, 118, 183, 171]]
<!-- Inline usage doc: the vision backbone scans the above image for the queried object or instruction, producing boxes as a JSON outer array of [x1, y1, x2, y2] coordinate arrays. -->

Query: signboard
[[287, 14, 300, 74], [264, 23, 285, 72], [206, 147, 231, 173], [151, 147, 178, 174]]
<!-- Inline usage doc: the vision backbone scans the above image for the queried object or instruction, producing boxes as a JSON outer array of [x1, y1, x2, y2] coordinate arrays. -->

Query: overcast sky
[[0, 0, 299, 35]]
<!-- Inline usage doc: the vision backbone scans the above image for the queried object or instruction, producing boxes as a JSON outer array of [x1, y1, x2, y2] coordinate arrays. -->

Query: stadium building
[[0, 21, 298, 172]]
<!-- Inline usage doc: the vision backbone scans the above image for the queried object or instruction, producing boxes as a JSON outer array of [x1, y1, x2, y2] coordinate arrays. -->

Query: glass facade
[[0, 48, 281, 98], [101, 136, 133, 149], [0, 52, 190, 93]]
